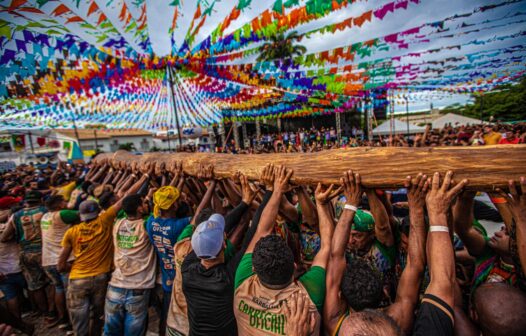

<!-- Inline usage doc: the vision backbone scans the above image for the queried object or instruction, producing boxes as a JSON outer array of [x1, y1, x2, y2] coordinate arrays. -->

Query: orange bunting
[[52, 4, 71, 17], [66, 16, 84, 24], [87, 2, 99, 16], [16, 7, 44, 14], [119, 2, 128, 21], [194, 4, 201, 20], [8, 0, 27, 10], [97, 13, 106, 25]]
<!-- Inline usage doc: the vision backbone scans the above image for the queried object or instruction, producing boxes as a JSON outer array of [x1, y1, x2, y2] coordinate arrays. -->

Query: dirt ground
[[15, 306, 160, 336]]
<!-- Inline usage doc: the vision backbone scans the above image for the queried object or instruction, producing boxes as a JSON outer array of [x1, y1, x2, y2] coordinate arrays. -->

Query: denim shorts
[[0, 272, 26, 301], [43, 265, 68, 292], [19, 251, 48, 291]]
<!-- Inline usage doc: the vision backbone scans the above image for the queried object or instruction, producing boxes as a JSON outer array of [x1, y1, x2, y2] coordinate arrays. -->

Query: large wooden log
[[96, 145, 526, 190]]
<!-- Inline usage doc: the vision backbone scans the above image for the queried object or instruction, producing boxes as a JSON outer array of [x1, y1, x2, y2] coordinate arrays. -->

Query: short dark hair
[[122, 194, 142, 217], [253, 235, 294, 287], [195, 207, 214, 225], [45, 195, 64, 210], [343, 309, 402, 336], [341, 258, 383, 311]]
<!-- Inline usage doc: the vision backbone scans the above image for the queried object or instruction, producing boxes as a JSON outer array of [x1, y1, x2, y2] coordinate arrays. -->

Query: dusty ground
[[15, 307, 160, 336]]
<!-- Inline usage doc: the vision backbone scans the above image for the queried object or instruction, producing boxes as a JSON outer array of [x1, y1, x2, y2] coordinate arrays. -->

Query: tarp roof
[[373, 119, 426, 136], [432, 113, 482, 129]]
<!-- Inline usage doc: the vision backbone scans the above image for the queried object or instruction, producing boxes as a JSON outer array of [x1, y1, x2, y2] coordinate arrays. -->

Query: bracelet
[[429, 226, 449, 233], [344, 204, 358, 212], [144, 174, 150, 178]]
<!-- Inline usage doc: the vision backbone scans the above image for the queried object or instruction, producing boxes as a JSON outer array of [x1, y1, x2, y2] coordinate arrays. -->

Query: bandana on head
[[153, 186, 180, 218], [352, 210, 375, 232]]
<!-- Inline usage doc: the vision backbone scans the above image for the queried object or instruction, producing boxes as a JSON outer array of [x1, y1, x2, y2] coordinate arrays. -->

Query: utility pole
[[27, 131, 35, 154], [93, 130, 99, 153], [405, 96, 410, 136], [167, 67, 183, 149], [71, 110, 82, 153], [479, 94, 484, 123]]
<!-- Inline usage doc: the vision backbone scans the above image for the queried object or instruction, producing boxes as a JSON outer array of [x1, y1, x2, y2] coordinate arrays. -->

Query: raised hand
[[273, 165, 293, 194], [201, 164, 214, 181], [139, 161, 153, 176], [154, 162, 166, 176], [341, 170, 362, 206], [260, 163, 275, 191], [425, 171, 468, 223], [499, 177, 526, 223], [404, 173, 428, 209], [314, 183, 342, 205], [283, 293, 316, 336], [240, 174, 258, 204]]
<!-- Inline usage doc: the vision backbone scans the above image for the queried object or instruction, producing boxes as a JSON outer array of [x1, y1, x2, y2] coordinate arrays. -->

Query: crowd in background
[[208, 122, 526, 154], [0, 154, 526, 336]]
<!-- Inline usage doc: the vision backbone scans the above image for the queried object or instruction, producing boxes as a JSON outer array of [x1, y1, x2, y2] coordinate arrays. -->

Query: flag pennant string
[[0, 0, 525, 129]]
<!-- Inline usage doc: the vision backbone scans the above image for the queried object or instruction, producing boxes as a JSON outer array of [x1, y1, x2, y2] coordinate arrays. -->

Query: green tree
[[257, 30, 307, 62], [442, 77, 526, 122], [118, 143, 136, 151]]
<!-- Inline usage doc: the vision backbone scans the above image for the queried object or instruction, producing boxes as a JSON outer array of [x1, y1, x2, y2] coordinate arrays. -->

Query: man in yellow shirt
[[58, 174, 148, 336], [482, 126, 502, 145]]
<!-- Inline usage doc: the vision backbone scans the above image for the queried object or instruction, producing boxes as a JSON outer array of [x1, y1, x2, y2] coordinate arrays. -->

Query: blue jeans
[[0, 272, 25, 301], [103, 285, 151, 336]]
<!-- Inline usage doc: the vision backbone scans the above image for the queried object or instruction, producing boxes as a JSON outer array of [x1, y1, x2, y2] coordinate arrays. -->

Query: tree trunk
[[96, 145, 526, 190]]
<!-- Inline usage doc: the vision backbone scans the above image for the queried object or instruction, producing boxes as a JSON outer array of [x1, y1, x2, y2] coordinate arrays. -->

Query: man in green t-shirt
[[233, 164, 334, 336]]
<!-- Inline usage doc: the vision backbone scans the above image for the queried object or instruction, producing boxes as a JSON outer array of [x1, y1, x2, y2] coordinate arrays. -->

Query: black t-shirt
[[180, 191, 273, 336], [181, 251, 237, 336], [413, 294, 454, 336]]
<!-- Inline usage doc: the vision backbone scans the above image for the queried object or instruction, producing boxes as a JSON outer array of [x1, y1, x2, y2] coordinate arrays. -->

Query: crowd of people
[[210, 123, 526, 154], [0, 156, 526, 336]]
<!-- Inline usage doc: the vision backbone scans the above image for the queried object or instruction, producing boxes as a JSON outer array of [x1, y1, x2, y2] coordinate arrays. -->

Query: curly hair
[[122, 194, 142, 217], [341, 258, 384, 311], [253, 235, 294, 287], [194, 207, 214, 225]]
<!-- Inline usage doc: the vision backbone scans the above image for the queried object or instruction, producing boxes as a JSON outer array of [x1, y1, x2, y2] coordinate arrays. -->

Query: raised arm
[[388, 174, 428, 334], [452, 190, 487, 257], [312, 184, 340, 269], [224, 175, 257, 234], [424, 171, 468, 309], [297, 186, 318, 229], [190, 166, 217, 225], [324, 170, 361, 335], [499, 177, 526, 273], [366, 189, 394, 247], [0, 215, 15, 242], [245, 164, 293, 254]]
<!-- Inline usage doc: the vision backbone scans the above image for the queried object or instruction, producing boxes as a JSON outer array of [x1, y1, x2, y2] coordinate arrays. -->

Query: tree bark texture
[[95, 145, 526, 190]]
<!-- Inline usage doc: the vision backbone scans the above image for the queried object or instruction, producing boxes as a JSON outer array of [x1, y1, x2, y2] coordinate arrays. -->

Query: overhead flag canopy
[[0, 0, 524, 130]]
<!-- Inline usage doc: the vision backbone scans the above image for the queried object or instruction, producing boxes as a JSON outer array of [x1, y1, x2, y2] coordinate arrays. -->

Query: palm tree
[[257, 30, 307, 62], [118, 143, 136, 151]]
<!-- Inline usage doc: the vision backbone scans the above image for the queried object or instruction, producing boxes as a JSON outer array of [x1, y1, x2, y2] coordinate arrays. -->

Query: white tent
[[372, 119, 426, 136], [432, 113, 480, 129]]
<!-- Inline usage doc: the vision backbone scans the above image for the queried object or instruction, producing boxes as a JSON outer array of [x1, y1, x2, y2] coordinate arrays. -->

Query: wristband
[[429, 226, 449, 233], [144, 174, 150, 178], [344, 204, 358, 212]]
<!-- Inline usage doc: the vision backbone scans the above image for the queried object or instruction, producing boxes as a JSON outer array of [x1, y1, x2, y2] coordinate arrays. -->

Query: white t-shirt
[[0, 219, 21, 274], [41, 211, 74, 267], [110, 218, 156, 289]]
